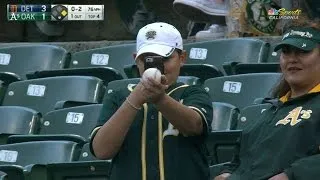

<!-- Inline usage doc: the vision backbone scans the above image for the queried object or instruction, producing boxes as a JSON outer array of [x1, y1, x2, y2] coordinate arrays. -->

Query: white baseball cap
[[135, 22, 183, 60]]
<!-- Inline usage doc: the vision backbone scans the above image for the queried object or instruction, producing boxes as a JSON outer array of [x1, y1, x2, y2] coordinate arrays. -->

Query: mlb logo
[[268, 8, 278, 15]]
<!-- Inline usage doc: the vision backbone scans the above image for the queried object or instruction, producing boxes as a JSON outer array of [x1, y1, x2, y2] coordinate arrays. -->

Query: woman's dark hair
[[271, 75, 291, 98], [271, 16, 320, 98]]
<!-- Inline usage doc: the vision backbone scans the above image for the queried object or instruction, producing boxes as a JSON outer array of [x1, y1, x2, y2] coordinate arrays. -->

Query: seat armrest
[[26, 67, 123, 84], [0, 72, 21, 84], [206, 130, 242, 166], [209, 162, 234, 178], [180, 64, 223, 82], [54, 101, 98, 110], [7, 134, 87, 146]]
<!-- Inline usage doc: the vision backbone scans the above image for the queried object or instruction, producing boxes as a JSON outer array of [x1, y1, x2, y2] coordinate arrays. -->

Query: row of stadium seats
[[0, 75, 279, 147], [0, 99, 274, 179], [0, 38, 280, 85], [0, 141, 110, 180], [0, 73, 280, 115], [0, 74, 276, 144], [0, 39, 282, 179]]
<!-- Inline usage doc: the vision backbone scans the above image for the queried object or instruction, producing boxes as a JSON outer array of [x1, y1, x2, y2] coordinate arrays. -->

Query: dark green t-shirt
[[228, 92, 320, 180], [90, 82, 213, 180]]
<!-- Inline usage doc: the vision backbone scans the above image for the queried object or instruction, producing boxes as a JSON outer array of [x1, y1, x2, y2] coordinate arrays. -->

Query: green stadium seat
[[0, 106, 41, 145], [0, 141, 81, 180], [223, 62, 280, 75], [237, 103, 273, 130], [204, 73, 281, 109], [206, 130, 242, 166], [42, 104, 102, 140], [2, 76, 105, 115], [26, 67, 123, 86], [78, 143, 100, 162], [267, 49, 280, 63], [0, 171, 7, 180], [6, 104, 103, 146], [0, 81, 7, 106], [124, 64, 222, 82], [46, 161, 110, 180], [106, 76, 201, 94], [0, 166, 25, 180], [0, 141, 80, 166], [176, 76, 201, 85], [106, 78, 140, 94], [183, 38, 270, 74], [206, 103, 240, 165], [265, 39, 282, 63], [45, 143, 111, 180], [123, 64, 140, 79], [211, 102, 239, 131], [180, 64, 223, 82], [209, 103, 274, 177], [0, 45, 69, 80], [205, 74, 280, 166], [70, 44, 136, 78]]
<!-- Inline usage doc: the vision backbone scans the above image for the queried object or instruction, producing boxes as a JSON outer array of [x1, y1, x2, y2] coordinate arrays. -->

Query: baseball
[[142, 68, 161, 82]]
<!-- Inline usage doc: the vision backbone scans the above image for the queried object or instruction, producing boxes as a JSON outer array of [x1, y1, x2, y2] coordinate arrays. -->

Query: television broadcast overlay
[[7, 4, 104, 21]]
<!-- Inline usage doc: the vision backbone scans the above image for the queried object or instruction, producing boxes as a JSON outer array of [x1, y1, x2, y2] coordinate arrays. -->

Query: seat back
[[0, 170, 7, 180], [184, 38, 270, 72], [70, 44, 136, 78], [176, 76, 201, 85], [204, 73, 281, 109], [0, 45, 69, 79], [106, 78, 140, 94], [0, 81, 7, 105], [211, 102, 239, 131], [0, 141, 80, 167], [264, 38, 282, 63], [78, 143, 100, 161], [209, 103, 240, 165], [41, 104, 103, 140], [2, 76, 105, 115], [237, 103, 273, 130], [0, 106, 41, 144], [106, 76, 202, 94], [46, 142, 111, 180], [0, 166, 24, 180]]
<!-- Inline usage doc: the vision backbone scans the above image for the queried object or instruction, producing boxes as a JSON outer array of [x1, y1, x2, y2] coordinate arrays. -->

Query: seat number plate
[[189, 48, 208, 60], [0, 150, 18, 163], [27, 84, 46, 97], [223, 81, 242, 93], [91, 53, 109, 65], [66, 112, 84, 124], [0, 53, 11, 65]]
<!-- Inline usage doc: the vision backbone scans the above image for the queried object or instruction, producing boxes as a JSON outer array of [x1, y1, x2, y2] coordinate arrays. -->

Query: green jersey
[[90, 82, 213, 180]]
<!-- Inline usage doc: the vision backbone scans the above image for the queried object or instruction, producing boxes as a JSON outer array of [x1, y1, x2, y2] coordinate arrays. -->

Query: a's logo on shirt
[[163, 123, 179, 139], [275, 106, 312, 126]]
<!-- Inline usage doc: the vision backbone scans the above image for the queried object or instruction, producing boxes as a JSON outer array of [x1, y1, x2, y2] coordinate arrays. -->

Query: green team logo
[[246, 0, 280, 34], [145, 30, 157, 40]]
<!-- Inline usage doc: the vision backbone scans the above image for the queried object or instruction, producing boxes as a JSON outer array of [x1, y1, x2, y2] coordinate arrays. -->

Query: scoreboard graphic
[[7, 4, 104, 21]]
